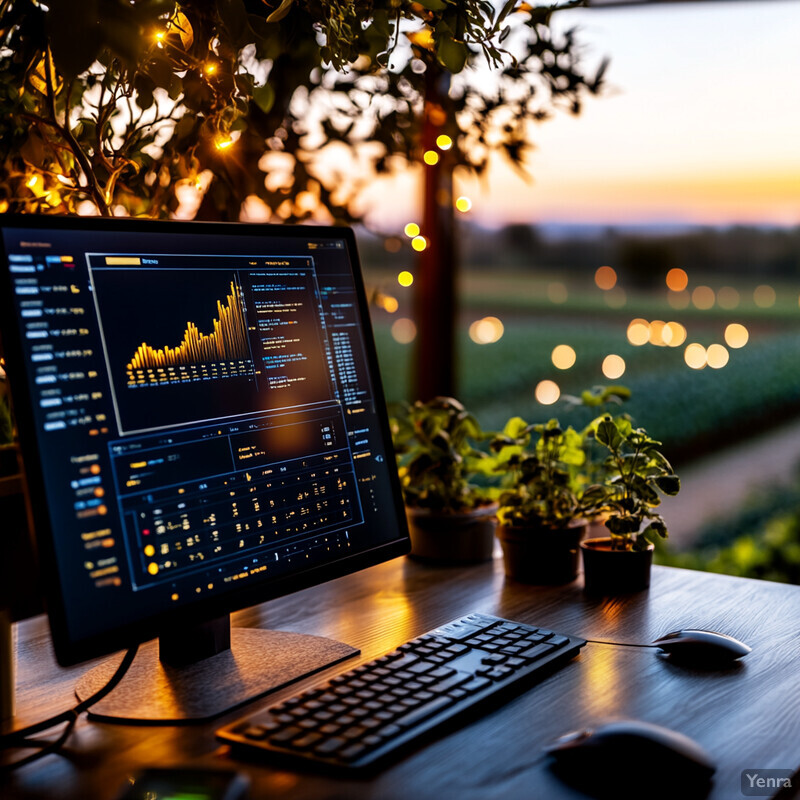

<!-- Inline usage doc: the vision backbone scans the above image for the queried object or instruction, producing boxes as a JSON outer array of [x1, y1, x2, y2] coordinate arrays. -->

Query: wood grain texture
[[2, 561, 800, 800]]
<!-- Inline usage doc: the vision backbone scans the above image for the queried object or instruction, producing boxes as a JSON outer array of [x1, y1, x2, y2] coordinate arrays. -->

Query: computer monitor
[[0, 215, 409, 722]]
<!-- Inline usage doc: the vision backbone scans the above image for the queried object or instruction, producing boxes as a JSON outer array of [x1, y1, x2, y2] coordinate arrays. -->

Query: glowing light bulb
[[551, 344, 576, 370], [666, 268, 689, 292], [205, 63, 217, 75], [215, 136, 234, 151], [535, 380, 560, 405], [724, 323, 749, 349], [684, 343, 707, 370], [594, 266, 617, 291], [602, 355, 626, 379]]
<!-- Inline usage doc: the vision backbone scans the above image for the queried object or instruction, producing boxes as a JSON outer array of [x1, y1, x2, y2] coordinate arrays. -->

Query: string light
[[436, 135, 452, 150], [411, 236, 427, 252], [404, 222, 420, 238], [423, 150, 439, 166], [397, 271, 414, 287], [455, 197, 472, 213], [215, 136, 234, 151]]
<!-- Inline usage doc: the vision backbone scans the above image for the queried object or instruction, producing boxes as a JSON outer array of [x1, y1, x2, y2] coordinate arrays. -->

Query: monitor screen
[[0, 216, 409, 665]]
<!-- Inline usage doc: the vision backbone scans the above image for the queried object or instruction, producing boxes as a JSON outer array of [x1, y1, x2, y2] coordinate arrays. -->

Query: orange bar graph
[[127, 278, 249, 370]]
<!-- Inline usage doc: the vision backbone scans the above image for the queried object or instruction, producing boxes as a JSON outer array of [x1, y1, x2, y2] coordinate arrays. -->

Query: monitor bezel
[[0, 214, 410, 666]]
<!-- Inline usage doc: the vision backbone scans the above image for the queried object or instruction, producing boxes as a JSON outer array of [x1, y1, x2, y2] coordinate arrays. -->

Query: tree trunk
[[413, 65, 457, 401]]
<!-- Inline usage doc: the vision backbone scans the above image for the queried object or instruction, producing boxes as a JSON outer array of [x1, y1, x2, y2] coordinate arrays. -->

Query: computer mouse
[[652, 629, 751, 667], [545, 719, 716, 799]]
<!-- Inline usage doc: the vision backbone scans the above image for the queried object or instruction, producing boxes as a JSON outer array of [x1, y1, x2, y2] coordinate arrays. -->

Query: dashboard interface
[[1, 222, 405, 649]]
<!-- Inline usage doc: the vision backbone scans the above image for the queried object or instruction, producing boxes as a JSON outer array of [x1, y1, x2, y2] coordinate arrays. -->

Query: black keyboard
[[217, 613, 586, 769]]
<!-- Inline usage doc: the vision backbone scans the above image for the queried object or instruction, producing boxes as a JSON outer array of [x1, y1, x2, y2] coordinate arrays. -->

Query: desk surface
[[3, 561, 800, 800]]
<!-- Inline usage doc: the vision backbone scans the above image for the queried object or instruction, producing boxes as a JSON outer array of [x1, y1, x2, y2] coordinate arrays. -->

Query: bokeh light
[[404, 222, 420, 238], [551, 344, 577, 370], [436, 134, 453, 150], [469, 316, 504, 345], [753, 284, 776, 308], [547, 282, 568, 304], [423, 150, 439, 166], [668, 290, 691, 310], [649, 320, 668, 346], [717, 286, 740, 310], [724, 323, 749, 348], [411, 236, 427, 252], [384, 237, 402, 253], [692, 285, 715, 310], [214, 136, 234, 151], [684, 343, 708, 370], [664, 321, 687, 347], [604, 287, 627, 308], [397, 270, 414, 287], [594, 266, 617, 290], [706, 343, 729, 369], [382, 296, 399, 313], [601, 354, 626, 379], [455, 196, 472, 213], [391, 318, 417, 344], [627, 319, 650, 346], [535, 380, 560, 405], [666, 268, 689, 292]]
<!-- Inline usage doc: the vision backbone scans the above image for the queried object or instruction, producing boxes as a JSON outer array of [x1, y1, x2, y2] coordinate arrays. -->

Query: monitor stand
[[74, 616, 359, 724]]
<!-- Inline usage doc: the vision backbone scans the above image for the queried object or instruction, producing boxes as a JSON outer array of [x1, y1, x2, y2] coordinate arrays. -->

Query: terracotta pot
[[497, 519, 586, 585], [580, 537, 654, 595], [405, 503, 498, 564]]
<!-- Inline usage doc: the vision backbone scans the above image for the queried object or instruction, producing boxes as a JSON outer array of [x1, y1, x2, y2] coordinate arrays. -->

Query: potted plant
[[390, 397, 497, 563], [580, 415, 681, 594], [490, 417, 588, 584]]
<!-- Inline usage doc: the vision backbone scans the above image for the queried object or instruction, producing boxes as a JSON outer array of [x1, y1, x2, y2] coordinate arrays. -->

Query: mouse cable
[[584, 639, 657, 648], [0, 644, 139, 773]]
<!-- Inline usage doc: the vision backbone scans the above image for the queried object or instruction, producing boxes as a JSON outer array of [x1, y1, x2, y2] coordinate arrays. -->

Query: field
[[367, 267, 800, 464]]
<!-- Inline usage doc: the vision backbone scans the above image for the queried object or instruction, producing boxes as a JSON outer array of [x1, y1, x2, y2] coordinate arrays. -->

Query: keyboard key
[[518, 643, 556, 660], [269, 726, 303, 744], [292, 732, 323, 750], [395, 696, 453, 728], [461, 677, 492, 693], [340, 743, 368, 761], [314, 737, 347, 755]]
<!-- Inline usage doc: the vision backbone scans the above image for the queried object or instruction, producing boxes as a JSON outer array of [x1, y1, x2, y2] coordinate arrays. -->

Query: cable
[[0, 644, 139, 773], [584, 639, 658, 649]]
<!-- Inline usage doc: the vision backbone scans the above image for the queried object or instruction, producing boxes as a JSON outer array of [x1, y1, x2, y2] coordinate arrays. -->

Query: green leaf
[[252, 83, 275, 113], [655, 475, 681, 496], [436, 37, 468, 74], [596, 419, 620, 450]]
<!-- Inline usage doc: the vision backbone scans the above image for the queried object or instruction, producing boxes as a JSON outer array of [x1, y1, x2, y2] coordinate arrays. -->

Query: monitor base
[[75, 627, 359, 724]]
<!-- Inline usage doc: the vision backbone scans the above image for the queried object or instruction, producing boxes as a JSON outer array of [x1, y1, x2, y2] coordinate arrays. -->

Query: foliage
[[581, 415, 680, 551], [389, 395, 491, 512], [0, 0, 605, 222], [487, 416, 584, 529], [659, 513, 800, 586], [372, 321, 800, 465]]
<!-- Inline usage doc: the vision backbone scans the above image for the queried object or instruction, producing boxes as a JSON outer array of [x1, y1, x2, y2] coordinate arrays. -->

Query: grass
[[373, 315, 800, 463]]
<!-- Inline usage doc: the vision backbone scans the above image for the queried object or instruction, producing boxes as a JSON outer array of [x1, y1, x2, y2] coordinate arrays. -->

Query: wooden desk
[[3, 561, 800, 799]]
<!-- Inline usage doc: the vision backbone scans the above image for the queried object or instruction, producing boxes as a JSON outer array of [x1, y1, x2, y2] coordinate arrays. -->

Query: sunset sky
[[364, 0, 800, 230]]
